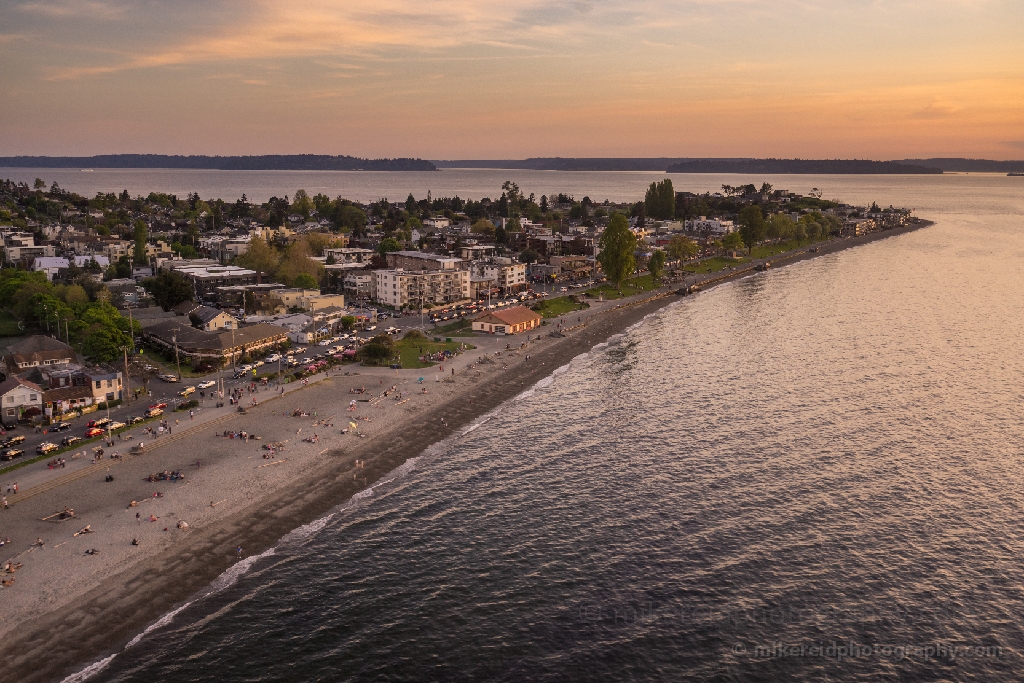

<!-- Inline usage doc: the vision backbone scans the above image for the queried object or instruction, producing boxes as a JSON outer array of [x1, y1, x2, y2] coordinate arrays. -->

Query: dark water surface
[[72, 176, 1024, 682]]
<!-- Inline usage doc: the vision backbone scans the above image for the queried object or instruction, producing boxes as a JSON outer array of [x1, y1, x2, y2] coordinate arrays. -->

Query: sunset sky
[[1, 0, 1022, 159]]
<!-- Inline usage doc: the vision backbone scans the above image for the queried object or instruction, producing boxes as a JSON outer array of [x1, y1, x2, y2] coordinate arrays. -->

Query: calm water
[[0, 166, 1001, 207], [71, 175, 1024, 682]]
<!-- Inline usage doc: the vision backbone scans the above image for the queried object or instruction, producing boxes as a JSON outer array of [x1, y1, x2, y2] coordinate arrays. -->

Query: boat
[[1009, 172, 1024, 177]]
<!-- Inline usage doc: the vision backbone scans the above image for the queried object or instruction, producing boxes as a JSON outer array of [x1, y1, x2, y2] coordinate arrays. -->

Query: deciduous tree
[[597, 214, 637, 288]]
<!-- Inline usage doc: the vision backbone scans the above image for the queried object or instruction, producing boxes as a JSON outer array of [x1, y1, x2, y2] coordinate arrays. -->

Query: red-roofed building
[[472, 306, 542, 335]]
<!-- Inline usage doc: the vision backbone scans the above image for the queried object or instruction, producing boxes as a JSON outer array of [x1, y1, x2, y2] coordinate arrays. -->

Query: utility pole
[[123, 346, 131, 405], [172, 329, 182, 380]]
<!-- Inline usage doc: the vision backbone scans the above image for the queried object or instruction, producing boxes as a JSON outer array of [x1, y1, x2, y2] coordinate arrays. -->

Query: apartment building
[[373, 269, 470, 309]]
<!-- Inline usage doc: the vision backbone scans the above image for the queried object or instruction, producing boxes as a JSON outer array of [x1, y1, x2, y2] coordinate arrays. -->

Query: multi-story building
[[3, 232, 56, 262], [166, 262, 259, 300], [343, 272, 376, 299], [323, 247, 372, 264], [482, 263, 528, 294], [685, 217, 736, 235], [373, 269, 470, 309], [385, 251, 463, 272]]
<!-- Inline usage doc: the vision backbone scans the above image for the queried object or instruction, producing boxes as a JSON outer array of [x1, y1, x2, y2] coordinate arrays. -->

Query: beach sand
[[0, 221, 931, 682]]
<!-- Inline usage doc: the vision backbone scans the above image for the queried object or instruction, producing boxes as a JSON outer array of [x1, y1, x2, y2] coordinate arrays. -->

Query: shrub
[[403, 329, 426, 341]]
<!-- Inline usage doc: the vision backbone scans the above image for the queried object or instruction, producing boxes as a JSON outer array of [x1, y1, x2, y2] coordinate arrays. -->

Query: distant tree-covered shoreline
[[0, 155, 437, 172]]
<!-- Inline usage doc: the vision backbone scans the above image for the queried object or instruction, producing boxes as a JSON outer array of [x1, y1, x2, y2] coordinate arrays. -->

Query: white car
[[265, 354, 281, 363], [197, 380, 216, 389], [253, 361, 265, 368], [319, 340, 332, 346], [366, 325, 377, 331]]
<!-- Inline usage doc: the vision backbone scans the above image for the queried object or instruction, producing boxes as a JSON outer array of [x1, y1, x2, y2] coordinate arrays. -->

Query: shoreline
[[0, 220, 933, 682]]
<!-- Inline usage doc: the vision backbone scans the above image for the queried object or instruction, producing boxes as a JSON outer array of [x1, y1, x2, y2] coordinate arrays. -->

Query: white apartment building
[[373, 269, 470, 309], [685, 217, 736, 235], [324, 247, 374, 264], [343, 272, 376, 299], [482, 263, 527, 294], [3, 232, 55, 262]]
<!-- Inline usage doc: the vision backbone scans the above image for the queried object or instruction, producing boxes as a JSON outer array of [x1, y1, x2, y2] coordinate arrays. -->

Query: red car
[[84, 427, 105, 437], [149, 403, 168, 410]]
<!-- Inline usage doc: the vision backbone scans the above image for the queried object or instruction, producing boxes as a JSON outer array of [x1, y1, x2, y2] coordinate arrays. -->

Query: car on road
[[52, 422, 72, 432], [61, 435, 82, 447], [128, 416, 145, 425], [159, 374, 179, 382], [265, 354, 281, 363], [2, 435, 26, 448], [108, 422, 126, 430], [1, 448, 25, 461], [366, 325, 377, 331], [84, 427, 105, 438], [179, 386, 196, 397], [149, 402, 168, 410], [87, 418, 110, 429], [145, 407, 164, 418], [197, 380, 216, 389], [36, 442, 59, 454]]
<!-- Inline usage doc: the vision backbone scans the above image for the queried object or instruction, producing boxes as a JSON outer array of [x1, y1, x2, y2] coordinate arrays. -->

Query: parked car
[[197, 380, 216, 389], [52, 422, 72, 432], [61, 435, 82, 447], [265, 354, 281, 363], [159, 374, 179, 382], [1, 448, 25, 461], [36, 442, 59, 454], [108, 422, 126, 430], [87, 418, 111, 428], [84, 427, 105, 438], [145, 407, 164, 418], [128, 416, 145, 425]]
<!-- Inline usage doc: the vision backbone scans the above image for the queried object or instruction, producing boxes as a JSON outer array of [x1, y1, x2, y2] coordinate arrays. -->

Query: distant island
[[0, 154, 437, 172], [894, 158, 1024, 173], [433, 158, 944, 174]]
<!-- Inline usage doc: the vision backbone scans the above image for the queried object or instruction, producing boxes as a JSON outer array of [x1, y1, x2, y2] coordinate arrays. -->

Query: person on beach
[[2, 496, 7, 510]]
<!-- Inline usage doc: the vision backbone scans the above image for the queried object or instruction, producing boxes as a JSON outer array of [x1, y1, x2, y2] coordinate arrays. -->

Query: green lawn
[[394, 338, 474, 369], [748, 237, 829, 259], [585, 274, 659, 300], [532, 296, 589, 318], [682, 257, 749, 274], [0, 312, 24, 337]]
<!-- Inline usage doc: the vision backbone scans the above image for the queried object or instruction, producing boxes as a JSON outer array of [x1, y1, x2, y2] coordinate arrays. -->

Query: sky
[[1, 0, 1022, 160]]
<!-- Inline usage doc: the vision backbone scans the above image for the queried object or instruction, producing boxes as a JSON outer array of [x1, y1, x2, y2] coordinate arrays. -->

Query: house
[[3, 336, 77, 377], [88, 371, 123, 403], [0, 376, 44, 425], [472, 306, 542, 335], [173, 302, 239, 331], [423, 217, 451, 230], [32, 255, 111, 281]]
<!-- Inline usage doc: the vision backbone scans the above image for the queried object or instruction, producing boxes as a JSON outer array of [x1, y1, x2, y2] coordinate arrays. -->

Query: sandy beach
[[0, 221, 931, 682]]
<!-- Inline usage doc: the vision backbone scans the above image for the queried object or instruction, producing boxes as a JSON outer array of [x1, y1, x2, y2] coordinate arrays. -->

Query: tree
[[647, 250, 666, 282], [518, 249, 539, 264], [644, 179, 675, 220], [722, 231, 745, 251], [358, 334, 395, 365], [333, 204, 367, 234], [235, 237, 281, 282], [276, 238, 324, 287], [666, 234, 698, 262], [34, 178, 46, 190], [142, 271, 194, 310], [341, 315, 356, 331], [760, 182, 773, 195], [597, 214, 637, 288], [377, 237, 402, 256], [292, 189, 314, 219], [471, 219, 496, 238], [293, 273, 320, 290], [766, 213, 794, 241], [737, 206, 766, 253]]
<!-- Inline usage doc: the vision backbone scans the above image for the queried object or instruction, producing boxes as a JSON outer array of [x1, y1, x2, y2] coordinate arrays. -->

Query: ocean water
[[68, 174, 1024, 682]]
